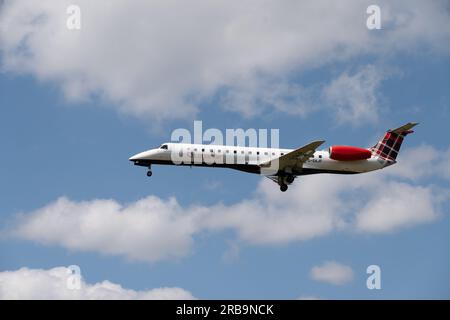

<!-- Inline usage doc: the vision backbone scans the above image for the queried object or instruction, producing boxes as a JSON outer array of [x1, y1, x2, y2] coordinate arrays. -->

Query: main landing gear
[[278, 175, 294, 192]]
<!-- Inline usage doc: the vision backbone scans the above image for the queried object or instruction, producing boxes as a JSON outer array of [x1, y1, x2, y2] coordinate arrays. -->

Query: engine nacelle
[[329, 146, 371, 161]]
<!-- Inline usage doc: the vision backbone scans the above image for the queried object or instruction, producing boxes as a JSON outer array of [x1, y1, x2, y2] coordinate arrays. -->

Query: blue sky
[[0, 0, 450, 299]]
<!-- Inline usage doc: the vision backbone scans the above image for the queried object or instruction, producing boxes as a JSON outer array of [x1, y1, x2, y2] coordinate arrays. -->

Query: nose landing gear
[[146, 165, 152, 177], [280, 184, 288, 192]]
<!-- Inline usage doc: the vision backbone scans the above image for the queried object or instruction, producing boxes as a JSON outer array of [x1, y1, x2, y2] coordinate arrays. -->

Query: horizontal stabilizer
[[389, 122, 419, 134]]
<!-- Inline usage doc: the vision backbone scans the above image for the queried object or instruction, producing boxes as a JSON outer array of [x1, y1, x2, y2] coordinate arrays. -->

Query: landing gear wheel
[[285, 175, 295, 184], [280, 184, 288, 192], [146, 170, 153, 177]]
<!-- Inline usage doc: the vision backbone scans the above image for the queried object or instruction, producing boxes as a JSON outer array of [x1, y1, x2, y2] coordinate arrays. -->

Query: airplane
[[129, 122, 418, 192]]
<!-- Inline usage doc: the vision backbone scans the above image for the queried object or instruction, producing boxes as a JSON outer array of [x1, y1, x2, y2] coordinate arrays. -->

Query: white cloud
[[0, 266, 195, 299], [11, 176, 347, 261], [222, 65, 388, 125], [385, 145, 450, 180], [1, 0, 449, 121], [310, 261, 354, 286], [220, 77, 316, 118], [355, 181, 441, 233], [10, 164, 447, 262], [323, 65, 385, 125], [13, 196, 203, 262]]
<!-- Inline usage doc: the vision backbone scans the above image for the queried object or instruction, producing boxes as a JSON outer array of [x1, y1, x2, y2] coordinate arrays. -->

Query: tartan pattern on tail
[[371, 131, 412, 161]]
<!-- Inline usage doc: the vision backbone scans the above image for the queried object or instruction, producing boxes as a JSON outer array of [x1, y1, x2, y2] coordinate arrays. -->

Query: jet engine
[[329, 146, 371, 161]]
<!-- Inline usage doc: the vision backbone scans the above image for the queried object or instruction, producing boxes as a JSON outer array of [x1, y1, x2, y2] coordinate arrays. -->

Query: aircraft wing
[[260, 140, 325, 173]]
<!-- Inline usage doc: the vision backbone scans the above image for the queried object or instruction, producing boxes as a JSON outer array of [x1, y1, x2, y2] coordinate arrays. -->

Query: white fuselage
[[129, 142, 387, 176]]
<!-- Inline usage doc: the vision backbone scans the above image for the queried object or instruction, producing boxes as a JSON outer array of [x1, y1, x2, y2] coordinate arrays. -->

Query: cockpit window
[[160, 144, 168, 150]]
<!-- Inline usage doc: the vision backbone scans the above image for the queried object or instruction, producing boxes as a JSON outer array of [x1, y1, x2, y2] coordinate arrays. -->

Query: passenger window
[[234, 150, 237, 154], [264, 152, 268, 155]]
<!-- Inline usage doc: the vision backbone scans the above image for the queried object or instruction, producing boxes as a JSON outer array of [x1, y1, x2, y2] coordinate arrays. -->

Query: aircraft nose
[[129, 150, 152, 161], [129, 154, 140, 161]]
